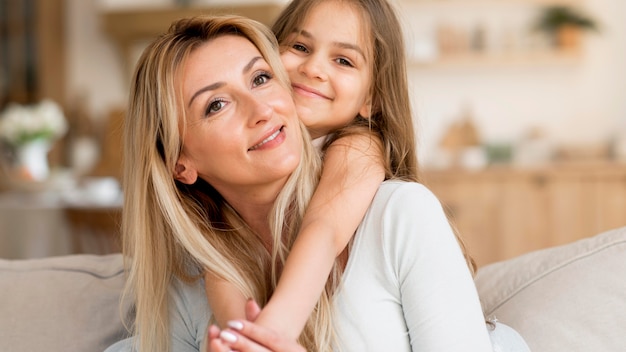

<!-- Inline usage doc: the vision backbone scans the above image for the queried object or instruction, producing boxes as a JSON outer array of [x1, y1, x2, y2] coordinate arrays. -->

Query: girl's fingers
[[245, 299, 262, 321], [207, 325, 232, 352], [225, 320, 305, 352], [219, 328, 271, 352], [208, 325, 221, 340]]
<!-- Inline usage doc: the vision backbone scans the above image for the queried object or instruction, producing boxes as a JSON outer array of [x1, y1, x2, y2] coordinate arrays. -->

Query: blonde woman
[[106, 15, 500, 352]]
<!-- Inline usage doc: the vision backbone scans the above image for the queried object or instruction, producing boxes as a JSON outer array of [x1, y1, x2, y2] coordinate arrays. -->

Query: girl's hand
[[216, 320, 306, 352], [207, 325, 229, 352], [207, 300, 305, 352]]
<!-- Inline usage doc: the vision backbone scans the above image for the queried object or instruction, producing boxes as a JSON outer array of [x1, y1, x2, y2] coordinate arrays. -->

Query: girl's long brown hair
[[273, 0, 476, 274]]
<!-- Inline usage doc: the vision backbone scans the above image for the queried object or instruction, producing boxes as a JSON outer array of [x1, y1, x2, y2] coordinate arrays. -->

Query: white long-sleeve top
[[105, 181, 495, 352], [333, 181, 492, 351]]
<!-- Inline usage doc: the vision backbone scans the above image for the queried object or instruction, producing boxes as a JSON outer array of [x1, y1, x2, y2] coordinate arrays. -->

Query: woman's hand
[[207, 300, 306, 352]]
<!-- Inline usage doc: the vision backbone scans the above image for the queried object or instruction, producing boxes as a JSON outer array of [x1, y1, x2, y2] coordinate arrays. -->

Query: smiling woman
[[112, 15, 322, 352]]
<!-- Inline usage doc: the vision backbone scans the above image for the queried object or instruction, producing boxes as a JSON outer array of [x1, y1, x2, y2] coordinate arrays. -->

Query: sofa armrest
[[0, 254, 132, 352], [476, 226, 626, 351]]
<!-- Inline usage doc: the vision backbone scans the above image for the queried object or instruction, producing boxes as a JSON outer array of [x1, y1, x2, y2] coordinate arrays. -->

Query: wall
[[64, 0, 626, 165]]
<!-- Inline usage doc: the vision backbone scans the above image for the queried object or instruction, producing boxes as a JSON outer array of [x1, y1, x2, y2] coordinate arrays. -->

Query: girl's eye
[[292, 43, 308, 53], [205, 99, 226, 116], [336, 57, 354, 67], [252, 72, 272, 87]]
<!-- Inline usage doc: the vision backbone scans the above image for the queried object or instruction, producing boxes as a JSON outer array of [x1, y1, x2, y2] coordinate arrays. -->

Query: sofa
[[1, 226, 625, 352]]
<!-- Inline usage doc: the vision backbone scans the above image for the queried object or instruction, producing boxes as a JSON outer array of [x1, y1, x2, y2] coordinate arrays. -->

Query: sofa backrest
[[0, 253, 132, 352], [476, 226, 626, 352]]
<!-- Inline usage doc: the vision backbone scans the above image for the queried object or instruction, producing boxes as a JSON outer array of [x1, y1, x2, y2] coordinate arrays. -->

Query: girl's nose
[[298, 55, 328, 81]]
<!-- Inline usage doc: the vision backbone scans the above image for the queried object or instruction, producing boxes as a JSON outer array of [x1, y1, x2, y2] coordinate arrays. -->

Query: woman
[[107, 15, 494, 352]]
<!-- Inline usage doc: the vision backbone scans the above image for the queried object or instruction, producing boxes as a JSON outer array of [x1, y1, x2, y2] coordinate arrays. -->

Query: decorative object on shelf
[[0, 99, 68, 182], [438, 105, 486, 169], [533, 5, 599, 50], [513, 127, 554, 167]]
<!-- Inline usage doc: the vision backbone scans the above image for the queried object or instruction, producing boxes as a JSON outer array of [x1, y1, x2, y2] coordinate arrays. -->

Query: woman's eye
[[253, 72, 272, 87], [205, 99, 225, 116]]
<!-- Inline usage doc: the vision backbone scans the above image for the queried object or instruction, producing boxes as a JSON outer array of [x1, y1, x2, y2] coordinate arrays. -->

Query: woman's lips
[[248, 126, 284, 151]]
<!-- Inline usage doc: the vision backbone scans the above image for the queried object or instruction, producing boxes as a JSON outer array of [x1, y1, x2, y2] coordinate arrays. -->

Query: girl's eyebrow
[[188, 56, 263, 108], [298, 29, 365, 60]]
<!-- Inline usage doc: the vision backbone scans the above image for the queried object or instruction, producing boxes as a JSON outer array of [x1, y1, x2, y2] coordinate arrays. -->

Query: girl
[[206, 0, 474, 347]]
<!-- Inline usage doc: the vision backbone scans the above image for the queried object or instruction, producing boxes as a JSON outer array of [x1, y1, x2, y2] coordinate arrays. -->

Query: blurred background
[[0, 0, 624, 266]]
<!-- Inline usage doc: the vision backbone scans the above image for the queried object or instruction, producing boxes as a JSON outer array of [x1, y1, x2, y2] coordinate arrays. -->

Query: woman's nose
[[298, 55, 328, 81], [244, 93, 273, 127]]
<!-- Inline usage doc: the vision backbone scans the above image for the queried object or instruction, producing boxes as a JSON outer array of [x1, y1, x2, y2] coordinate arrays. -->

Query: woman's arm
[[204, 271, 248, 328], [254, 133, 385, 339]]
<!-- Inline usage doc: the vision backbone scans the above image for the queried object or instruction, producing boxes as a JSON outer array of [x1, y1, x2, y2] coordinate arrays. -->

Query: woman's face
[[176, 35, 302, 203], [280, 1, 372, 139]]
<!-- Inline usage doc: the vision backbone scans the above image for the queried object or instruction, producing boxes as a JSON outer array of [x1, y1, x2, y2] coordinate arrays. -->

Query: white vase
[[16, 139, 51, 181]]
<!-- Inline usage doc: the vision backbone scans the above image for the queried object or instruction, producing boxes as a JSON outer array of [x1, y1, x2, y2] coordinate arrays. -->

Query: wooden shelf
[[102, 4, 283, 48], [101, 4, 284, 76], [402, 0, 579, 5], [409, 48, 581, 69]]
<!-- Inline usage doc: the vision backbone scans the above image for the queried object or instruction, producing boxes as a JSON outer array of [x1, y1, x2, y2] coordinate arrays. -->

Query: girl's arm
[[204, 271, 248, 329], [254, 133, 385, 340]]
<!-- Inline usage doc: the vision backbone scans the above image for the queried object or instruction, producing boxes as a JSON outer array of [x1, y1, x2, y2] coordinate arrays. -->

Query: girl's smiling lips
[[291, 83, 331, 100], [248, 126, 285, 151]]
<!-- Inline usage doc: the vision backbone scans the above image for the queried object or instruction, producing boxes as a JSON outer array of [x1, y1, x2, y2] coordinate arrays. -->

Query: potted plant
[[534, 6, 599, 49], [0, 99, 68, 181]]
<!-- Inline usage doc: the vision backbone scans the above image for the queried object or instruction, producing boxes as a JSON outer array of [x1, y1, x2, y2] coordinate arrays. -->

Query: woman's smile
[[249, 126, 286, 151]]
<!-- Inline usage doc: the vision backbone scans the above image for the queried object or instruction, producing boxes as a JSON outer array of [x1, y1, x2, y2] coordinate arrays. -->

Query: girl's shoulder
[[372, 180, 444, 217], [377, 180, 435, 199]]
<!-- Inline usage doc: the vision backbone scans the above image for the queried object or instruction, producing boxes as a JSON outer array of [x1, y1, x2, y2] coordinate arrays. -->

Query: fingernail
[[220, 330, 237, 343], [227, 320, 244, 330]]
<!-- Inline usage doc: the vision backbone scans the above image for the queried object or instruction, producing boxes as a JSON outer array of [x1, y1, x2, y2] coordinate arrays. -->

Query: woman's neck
[[219, 188, 279, 248]]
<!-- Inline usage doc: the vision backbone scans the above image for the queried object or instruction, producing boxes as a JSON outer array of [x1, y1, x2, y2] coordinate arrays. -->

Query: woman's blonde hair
[[273, 0, 476, 273], [123, 15, 334, 351]]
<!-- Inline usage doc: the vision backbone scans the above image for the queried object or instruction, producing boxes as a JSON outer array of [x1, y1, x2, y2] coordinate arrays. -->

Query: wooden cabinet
[[423, 163, 626, 267]]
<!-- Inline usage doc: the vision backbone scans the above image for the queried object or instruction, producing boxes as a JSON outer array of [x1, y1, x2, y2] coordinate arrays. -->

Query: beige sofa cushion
[[0, 254, 131, 352], [476, 226, 626, 352]]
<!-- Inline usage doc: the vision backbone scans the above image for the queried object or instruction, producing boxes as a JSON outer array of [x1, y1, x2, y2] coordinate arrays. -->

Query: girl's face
[[280, 1, 373, 139], [176, 35, 302, 203]]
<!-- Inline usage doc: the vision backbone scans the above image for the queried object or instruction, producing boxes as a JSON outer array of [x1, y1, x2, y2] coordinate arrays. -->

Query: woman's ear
[[174, 156, 198, 185]]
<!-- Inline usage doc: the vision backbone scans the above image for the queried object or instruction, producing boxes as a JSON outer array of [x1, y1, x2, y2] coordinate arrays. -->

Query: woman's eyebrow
[[243, 56, 263, 74], [189, 82, 224, 108], [188, 56, 263, 108]]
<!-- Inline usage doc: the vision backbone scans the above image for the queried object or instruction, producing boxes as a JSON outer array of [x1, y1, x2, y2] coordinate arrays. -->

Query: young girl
[[204, 0, 440, 347]]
